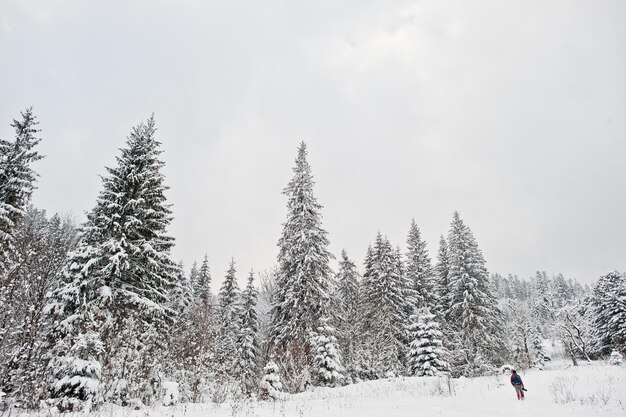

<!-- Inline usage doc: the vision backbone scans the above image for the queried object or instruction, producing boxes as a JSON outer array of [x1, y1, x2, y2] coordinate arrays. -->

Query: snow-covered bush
[[259, 360, 283, 400], [50, 331, 103, 412], [499, 364, 515, 374], [311, 321, 346, 387], [407, 312, 448, 377], [161, 381, 179, 406], [0, 389, 6, 410], [609, 350, 623, 366]]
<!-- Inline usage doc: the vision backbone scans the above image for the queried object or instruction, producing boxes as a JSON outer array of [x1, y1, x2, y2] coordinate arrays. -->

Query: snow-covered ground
[[19, 361, 626, 417]]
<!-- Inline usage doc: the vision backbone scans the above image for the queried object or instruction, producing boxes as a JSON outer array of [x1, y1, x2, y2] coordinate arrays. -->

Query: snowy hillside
[[21, 361, 623, 417]]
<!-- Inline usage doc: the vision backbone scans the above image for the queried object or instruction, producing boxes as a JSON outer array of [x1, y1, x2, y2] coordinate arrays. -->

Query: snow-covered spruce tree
[[395, 244, 418, 318], [530, 325, 549, 369], [235, 271, 260, 396], [434, 235, 450, 317], [188, 261, 199, 292], [269, 142, 337, 391], [216, 258, 242, 380], [359, 233, 410, 378], [169, 261, 193, 315], [46, 116, 180, 409], [259, 360, 283, 400], [406, 220, 436, 312], [0, 109, 44, 400], [407, 310, 448, 377], [0, 108, 43, 266], [169, 258, 220, 403], [445, 211, 505, 376], [311, 318, 345, 387], [333, 249, 360, 378], [195, 254, 212, 309], [352, 246, 374, 380], [591, 271, 626, 356]]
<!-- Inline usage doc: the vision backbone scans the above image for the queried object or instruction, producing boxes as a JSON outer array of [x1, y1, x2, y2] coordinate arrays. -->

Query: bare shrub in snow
[[549, 376, 578, 404]]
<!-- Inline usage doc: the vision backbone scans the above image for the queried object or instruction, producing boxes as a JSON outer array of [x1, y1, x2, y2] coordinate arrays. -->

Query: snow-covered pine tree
[[407, 310, 448, 377], [168, 257, 219, 403], [259, 360, 283, 400], [530, 325, 548, 369], [195, 254, 212, 309], [334, 249, 360, 378], [359, 233, 410, 378], [552, 273, 575, 307], [352, 246, 374, 380], [395, 244, 417, 319], [434, 235, 450, 317], [219, 258, 241, 324], [0, 108, 43, 265], [0, 110, 44, 399], [269, 142, 335, 391], [311, 318, 345, 387], [591, 271, 626, 356], [445, 211, 505, 376], [46, 116, 180, 408], [170, 261, 193, 316], [189, 261, 199, 292], [235, 271, 260, 395], [406, 220, 436, 312], [216, 258, 241, 379]]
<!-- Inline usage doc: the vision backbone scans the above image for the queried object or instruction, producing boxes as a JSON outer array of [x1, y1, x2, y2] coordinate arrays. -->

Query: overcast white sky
[[1, 0, 625, 286]]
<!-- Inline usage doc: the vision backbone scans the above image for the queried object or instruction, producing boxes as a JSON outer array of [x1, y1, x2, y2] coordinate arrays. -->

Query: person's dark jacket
[[511, 374, 523, 385]]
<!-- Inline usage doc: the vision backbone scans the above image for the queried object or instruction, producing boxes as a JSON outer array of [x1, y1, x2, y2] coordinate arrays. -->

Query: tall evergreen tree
[[169, 257, 219, 403], [236, 271, 260, 395], [0, 108, 43, 263], [335, 250, 359, 323], [434, 235, 450, 316], [0, 110, 45, 384], [188, 261, 199, 293], [195, 255, 212, 309], [219, 259, 240, 322], [445, 211, 505, 376], [269, 143, 335, 391], [216, 258, 241, 377], [406, 220, 436, 311], [359, 233, 410, 377], [46, 116, 180, 409], [334, 249, 360, 375]]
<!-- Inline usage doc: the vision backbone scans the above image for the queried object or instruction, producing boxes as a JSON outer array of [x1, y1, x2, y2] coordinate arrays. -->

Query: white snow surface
[[20, 361, 625, 417]]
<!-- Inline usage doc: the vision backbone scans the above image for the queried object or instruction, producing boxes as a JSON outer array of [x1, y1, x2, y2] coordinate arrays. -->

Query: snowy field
[[16, 361, 625, 417]]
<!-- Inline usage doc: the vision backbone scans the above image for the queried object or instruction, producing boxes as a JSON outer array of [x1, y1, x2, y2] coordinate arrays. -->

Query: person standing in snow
[[510, 369, 526, 400]]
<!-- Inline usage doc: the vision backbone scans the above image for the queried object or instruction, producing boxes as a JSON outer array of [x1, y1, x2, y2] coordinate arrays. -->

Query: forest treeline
[[0, 109, 624, 411]]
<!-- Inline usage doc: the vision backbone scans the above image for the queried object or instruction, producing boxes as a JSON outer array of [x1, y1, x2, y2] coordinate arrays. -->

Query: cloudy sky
[[1, 0, 624, 286]]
